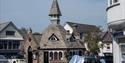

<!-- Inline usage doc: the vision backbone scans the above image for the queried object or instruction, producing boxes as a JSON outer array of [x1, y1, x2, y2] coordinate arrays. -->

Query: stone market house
[[23, 0, 85, 63]]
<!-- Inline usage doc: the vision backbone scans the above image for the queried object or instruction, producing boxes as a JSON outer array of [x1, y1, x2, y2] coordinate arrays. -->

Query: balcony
[[108, 19, 125, 30]]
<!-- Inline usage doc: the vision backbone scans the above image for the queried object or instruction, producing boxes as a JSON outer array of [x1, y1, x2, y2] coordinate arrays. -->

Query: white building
[[64, 22, 100, 51], [98, 31, 113, 57], [64, 22, 98, 38], [106, 0, 125, 63], [0, 21, 26, 63]]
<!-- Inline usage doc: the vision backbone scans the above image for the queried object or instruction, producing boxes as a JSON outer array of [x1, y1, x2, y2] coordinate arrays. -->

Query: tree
[[84, 27, 102, 53]]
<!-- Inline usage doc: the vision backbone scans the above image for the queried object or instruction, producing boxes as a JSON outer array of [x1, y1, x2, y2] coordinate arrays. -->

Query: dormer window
[[80, 32, 84, 39], [6, 31, 15, 36], [70, 35, 76, 42], [48, 34, 59, 41]]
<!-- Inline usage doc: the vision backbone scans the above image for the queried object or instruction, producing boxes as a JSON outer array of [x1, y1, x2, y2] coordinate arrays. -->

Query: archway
[[27, 46, 33, 63]]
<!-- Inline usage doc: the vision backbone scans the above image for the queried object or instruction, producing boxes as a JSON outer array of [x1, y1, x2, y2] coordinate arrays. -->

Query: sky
[[0, 0, 108, 32]]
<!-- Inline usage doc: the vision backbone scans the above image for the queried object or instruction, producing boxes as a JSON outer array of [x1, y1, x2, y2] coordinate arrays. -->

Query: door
[[44, 52, 49, 63], [28, 46, 33, 63]]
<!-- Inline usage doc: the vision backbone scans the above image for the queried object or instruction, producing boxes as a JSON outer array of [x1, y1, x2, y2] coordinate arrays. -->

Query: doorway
[[44, 52, 49, 63], [27, 46, 33, 63]]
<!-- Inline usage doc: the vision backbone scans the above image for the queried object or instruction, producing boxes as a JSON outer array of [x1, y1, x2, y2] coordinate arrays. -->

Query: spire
[[49, 0, 62, 16], [49, 0, 62, 25]]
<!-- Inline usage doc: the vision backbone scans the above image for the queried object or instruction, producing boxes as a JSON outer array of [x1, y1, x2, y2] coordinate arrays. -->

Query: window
[[0, 40, 20, 50], [13, 42, 16, 49], [13, 41, 20, 49], [107, 47, 110, 49], [54, 52, 58, 60], [110, 0, 112, 5], [8, 42, 12, 49], [29, 38, 32, 42], [107, 44, 110, 49], [114, 0, 118, 3], [50, 52, 53, 60], [59, 52, 62, 60], [66, 30, 70, 33], [79, 51, 82, 56], [6, 31, 15, 36], [50, 37, 56, 40], [110, 0, 119, 5], [121, 45, 125, 61], [4, 42, 7, 49], [0, 42, 3, 49], [70, 35, 76, 42], [80, 32, 84, 39], [69, 51, 72, 58], [33, 53, 37, 60], [48, 34, 59, 41]]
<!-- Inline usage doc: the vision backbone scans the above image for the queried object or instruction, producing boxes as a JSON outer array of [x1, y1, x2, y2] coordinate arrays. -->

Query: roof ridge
[[0, 21, 11, 25], [67, 21, 97, 27]]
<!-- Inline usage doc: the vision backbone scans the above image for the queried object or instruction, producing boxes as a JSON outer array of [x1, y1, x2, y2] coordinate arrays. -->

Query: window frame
[[59, 52, 63, 60], [48, 34, 59, 42], [6, 31, 15, 36]]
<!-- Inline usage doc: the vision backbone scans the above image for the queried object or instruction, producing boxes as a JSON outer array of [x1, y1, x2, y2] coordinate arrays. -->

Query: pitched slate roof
[[40, 24, 67, 49], [0, 22, 10, 32], [33, 34, 42, 44], [101, 31, 112, 43], [18, 28, 28, 39], [40, 24, 85, 49], [65, 41, 84, 49], [49, 0, 62, 16], [66, 22, 99, 33]]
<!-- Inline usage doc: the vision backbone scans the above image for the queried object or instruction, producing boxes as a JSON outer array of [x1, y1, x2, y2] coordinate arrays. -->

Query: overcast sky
[[0, 0, 107, 32]]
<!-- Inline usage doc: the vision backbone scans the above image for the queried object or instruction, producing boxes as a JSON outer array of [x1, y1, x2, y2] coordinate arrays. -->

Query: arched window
[[59, 52, 62, 60], [54, 52, 58, 60], [50, 52, 53, 60]]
